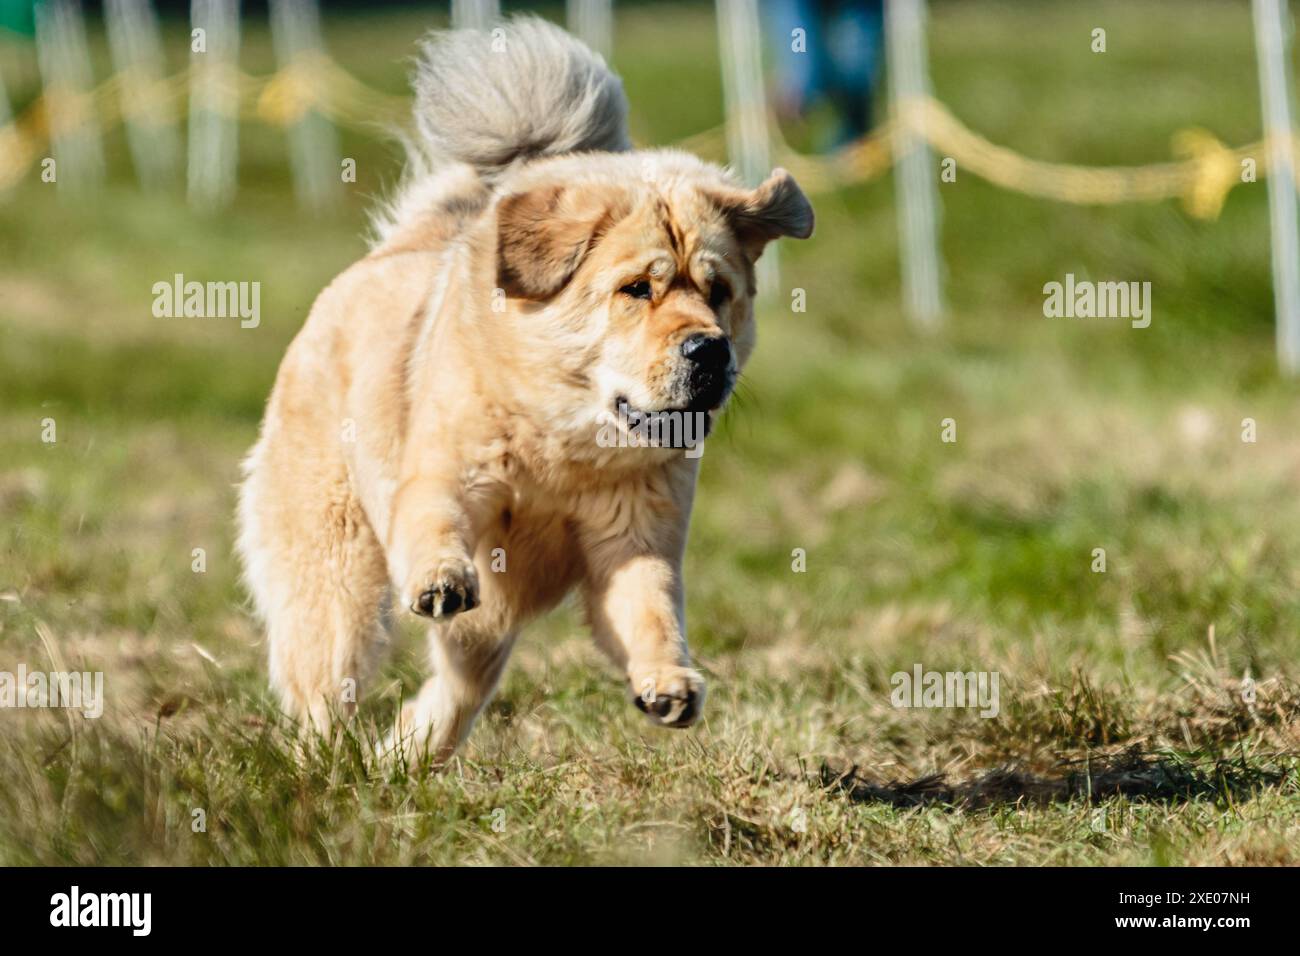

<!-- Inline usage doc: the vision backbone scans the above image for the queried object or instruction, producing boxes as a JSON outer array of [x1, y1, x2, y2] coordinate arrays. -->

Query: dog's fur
[[236, 17, 813, 763]]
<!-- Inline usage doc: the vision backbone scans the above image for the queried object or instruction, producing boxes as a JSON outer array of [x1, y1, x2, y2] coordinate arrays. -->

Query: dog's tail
[[412, 15, 630, 178]]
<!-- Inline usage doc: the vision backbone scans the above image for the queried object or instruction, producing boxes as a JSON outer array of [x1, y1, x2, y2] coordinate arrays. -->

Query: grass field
[[2, 0, 1300, 865]]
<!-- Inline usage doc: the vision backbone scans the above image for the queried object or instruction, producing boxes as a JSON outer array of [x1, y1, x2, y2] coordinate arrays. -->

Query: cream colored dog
[[237, 17, 813, 764]]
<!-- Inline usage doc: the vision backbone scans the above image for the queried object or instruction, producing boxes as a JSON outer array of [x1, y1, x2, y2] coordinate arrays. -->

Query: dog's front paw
[[407, 557, 480, 620], [629, 665, 705, 728]]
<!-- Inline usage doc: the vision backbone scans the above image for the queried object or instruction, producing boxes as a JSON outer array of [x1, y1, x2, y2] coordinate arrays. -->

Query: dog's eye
[[708, 281, 732, 310], [619, 280, 652, 300]]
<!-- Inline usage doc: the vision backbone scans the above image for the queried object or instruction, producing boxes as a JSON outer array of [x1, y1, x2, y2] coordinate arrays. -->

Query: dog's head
[[490, 151, 813, 453]]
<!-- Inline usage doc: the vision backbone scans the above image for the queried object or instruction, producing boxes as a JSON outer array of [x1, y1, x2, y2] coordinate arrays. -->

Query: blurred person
[[764, 0, 884, 150]]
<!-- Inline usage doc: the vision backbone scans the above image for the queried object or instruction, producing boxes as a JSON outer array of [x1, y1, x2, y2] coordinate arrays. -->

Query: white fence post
[[717, 0, 779, 298], [105, 0, 180, 190], [34, 0, 104, 195], [1252, 0, 1300, 374], [268, 0, 339, 211], [567, 0, 613, 60], [452, 0, 499, 31], [188, 0, 241, 210], [886, 0, 944, 329]]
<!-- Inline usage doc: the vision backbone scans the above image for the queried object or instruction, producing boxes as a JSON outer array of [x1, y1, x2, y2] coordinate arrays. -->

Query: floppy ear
[[712, 167, 815, 258], [495, 185, 619, 300]]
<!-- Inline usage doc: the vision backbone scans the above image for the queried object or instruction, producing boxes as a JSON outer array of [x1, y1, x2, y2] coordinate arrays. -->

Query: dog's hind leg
[[238, 439, 391, 734], [382, 624, 517, 767]]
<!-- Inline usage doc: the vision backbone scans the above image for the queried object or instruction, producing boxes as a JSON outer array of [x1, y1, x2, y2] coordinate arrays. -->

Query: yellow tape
[[37, 85, 98, 138], [0, 54, 1285, 219], [256, 52, 329, 126], [116, 67, 182, 128], [0, 124, 37, 190]]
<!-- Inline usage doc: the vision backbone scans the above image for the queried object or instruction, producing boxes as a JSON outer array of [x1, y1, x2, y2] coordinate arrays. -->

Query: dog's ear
[[710, 167, 814, 258], [495, 185, 619, 300]]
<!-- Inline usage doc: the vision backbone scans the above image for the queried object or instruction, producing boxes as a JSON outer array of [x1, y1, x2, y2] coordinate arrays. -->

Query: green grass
[[2, 0, 1300, 865]]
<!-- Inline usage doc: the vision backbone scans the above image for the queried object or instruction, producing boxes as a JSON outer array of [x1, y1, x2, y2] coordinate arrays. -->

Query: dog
[[236, 16, 813, 764]]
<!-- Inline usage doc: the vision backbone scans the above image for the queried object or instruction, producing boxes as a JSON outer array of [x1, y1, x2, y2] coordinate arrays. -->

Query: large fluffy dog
[[237, 17, 813, 763]]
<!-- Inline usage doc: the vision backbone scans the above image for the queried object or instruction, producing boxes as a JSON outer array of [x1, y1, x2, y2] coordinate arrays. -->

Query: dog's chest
[[473, 493, 583, 618]]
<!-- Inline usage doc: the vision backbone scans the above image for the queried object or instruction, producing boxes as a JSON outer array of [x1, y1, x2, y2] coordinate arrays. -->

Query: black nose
[[681, 333, 731, 372]]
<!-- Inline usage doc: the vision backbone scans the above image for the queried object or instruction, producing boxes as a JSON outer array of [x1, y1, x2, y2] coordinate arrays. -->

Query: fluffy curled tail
[[412, 15, 630, 177]]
